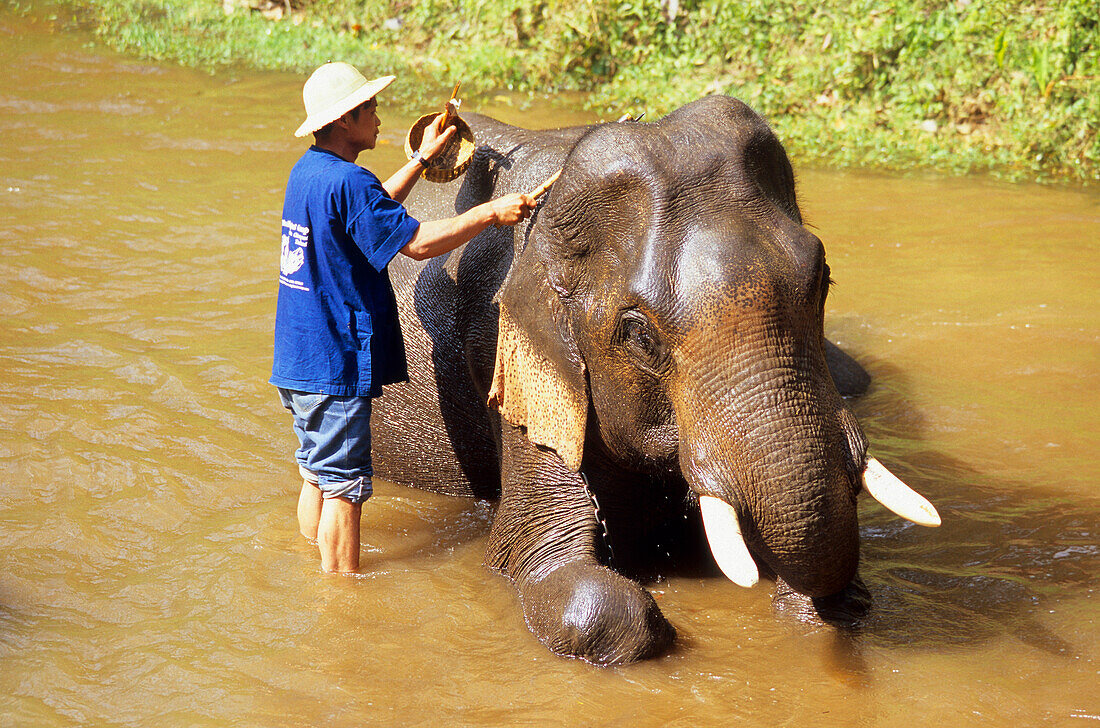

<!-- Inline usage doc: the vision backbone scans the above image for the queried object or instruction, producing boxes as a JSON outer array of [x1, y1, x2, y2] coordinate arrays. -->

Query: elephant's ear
[[488, 248, 587, 472]]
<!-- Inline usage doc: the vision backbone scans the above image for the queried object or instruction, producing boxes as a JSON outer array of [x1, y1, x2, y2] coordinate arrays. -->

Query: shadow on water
[[806, 357, 1099, 682], [810, 465, 1095, 687], [856, 456, 1095, 651]]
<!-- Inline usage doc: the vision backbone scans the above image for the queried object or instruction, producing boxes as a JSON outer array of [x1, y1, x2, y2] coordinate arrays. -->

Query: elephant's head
[[488, 96, 938, 603]]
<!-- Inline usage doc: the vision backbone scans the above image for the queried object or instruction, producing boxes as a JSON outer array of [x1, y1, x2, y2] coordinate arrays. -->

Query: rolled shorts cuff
[[300, 466, 373, 504]]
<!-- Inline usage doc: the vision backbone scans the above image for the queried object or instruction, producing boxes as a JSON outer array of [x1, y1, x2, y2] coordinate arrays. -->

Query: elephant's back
[[464, 113, 594, 146]]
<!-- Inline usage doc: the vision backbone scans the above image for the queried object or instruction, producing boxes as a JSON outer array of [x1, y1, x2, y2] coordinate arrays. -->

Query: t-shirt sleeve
[[344, 168, 421, 272]]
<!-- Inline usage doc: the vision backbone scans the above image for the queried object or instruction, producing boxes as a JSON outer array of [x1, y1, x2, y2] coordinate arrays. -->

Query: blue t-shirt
[[270, 146, 420, 397]]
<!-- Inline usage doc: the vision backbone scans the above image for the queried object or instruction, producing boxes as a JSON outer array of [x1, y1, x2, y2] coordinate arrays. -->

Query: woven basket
[[404, 113, 476, 183]]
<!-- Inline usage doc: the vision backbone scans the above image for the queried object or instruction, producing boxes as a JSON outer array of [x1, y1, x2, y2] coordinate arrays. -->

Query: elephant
[[369, 95, 940, 665]]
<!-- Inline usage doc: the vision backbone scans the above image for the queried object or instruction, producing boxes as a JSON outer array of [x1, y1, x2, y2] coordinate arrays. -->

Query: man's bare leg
[[297, 480, 323, 541], [318, 496, 362, 573]]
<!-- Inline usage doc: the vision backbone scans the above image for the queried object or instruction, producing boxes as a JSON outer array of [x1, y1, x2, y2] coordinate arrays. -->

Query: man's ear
[[488, 246, 587, 472]]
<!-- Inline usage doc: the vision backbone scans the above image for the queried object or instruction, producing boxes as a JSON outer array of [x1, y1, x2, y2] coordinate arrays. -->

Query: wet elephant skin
[[370, 95, 873, 664]]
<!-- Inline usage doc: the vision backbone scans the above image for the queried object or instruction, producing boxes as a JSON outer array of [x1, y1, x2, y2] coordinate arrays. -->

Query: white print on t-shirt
[[280, 234, 304, 274], [279, 219, 310, 291]]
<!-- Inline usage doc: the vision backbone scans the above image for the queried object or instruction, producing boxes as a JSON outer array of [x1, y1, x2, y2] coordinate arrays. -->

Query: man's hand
[[489, 193, 537, 227], [385, 112, 458, 201], [419, 112, 458, 162]]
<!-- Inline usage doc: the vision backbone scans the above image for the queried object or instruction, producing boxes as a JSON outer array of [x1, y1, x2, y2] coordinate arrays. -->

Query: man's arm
[[400, 193, 535, 261], [383, 157, 434, 204], [382, 112, 457, 203]]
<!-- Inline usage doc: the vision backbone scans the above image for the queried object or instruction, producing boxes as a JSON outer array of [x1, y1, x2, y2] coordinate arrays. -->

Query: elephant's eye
[[616, 311, 668, 375]]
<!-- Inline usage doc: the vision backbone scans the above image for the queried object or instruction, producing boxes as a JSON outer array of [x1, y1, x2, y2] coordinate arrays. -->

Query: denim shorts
[[277, 388, 374, 504]]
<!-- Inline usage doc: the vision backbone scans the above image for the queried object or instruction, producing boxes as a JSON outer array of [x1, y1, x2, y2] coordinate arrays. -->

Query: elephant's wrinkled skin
[[370, 96, 920, 665]]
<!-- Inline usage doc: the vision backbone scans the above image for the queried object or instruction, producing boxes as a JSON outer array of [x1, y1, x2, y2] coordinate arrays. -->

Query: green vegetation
[[22, 0, 1100, 182]]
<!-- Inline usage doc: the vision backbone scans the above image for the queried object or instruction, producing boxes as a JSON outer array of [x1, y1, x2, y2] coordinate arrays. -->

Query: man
[[272, 62, 535, 573]]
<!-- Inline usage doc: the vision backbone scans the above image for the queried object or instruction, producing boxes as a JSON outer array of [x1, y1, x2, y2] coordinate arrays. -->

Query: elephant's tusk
[[862, 457, 942, 527], [699, 495, 759, 588]]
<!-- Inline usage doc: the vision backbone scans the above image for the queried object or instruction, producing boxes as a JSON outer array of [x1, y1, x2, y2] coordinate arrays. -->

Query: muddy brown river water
[[2, 9, 1098, 727]]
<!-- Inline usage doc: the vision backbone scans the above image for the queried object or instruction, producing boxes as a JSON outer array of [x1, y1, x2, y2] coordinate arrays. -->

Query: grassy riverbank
[[21, 0, 1100, 182]]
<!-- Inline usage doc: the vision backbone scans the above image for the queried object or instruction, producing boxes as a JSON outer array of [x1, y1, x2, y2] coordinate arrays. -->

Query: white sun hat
[[294, 62, 395, 138]]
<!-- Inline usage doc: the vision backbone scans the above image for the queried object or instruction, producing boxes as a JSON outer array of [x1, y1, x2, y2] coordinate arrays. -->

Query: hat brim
[[294, 75, 394, 138]]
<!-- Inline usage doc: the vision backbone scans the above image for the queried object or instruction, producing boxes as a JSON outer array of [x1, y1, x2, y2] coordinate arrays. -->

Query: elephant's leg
[[486, 424, 675, 665]]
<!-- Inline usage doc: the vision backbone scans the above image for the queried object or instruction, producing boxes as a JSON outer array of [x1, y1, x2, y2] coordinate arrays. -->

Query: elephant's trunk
[[674, 353, 862, 598]]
